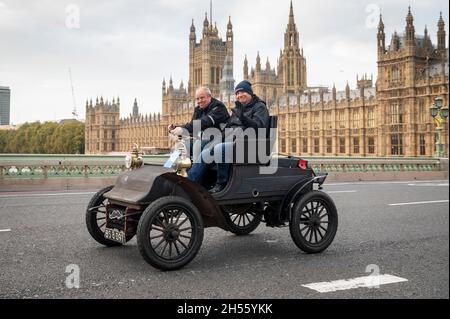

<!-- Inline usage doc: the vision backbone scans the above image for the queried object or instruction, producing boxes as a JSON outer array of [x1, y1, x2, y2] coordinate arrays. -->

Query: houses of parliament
[[85, 2, 449, 158]]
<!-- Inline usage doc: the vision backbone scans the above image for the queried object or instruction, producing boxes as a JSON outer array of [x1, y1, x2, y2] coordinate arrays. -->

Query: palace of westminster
[[85, 2, 449, 157]]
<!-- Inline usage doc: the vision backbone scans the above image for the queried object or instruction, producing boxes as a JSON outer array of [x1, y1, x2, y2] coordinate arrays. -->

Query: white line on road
[[0, 229, 12, 233], [327, 180, 449, 186], [302, 274, 408, 293], [389, 200, 449, 206], [407, 183, 449, 187], [327, 190, 357, 194], [0, 192, 96, 199]]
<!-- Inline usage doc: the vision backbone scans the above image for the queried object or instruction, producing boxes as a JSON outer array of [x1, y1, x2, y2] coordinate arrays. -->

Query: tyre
[[222, 204, 263, 236], [289, 191, 338, 254], [137, 196, 204, 271], [86, 185, 134, 247]]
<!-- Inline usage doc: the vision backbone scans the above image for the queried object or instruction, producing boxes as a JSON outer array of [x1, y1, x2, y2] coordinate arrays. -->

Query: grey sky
[[0, 0, 448, 124]]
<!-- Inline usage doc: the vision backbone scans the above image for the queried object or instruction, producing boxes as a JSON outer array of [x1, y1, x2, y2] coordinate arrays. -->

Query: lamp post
[[430, 97, 449, 158]]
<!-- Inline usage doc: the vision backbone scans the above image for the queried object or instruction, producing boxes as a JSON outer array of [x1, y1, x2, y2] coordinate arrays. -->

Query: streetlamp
[[430, 97, 449, 158]]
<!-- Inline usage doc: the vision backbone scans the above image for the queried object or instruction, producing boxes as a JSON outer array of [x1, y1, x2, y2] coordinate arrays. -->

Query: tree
[[0, 121, 85, 154]]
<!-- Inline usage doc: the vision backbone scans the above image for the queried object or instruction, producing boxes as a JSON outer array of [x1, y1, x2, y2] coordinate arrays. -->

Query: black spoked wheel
[[222, 204, 262, 236], [86, 185, 134, 247], [137, 196, 204, 271], [289, 191, 338, 254]]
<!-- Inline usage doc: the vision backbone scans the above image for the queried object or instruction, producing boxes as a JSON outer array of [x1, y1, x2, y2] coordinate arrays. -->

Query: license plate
[[104, 228, 126, 245]]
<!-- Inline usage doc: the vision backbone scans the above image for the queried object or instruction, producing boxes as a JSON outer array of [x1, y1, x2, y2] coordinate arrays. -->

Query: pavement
[[0, 179, 448, 299]]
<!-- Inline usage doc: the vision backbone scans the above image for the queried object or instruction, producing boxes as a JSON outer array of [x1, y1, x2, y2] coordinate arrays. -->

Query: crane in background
[[69, 68, 78, 119]]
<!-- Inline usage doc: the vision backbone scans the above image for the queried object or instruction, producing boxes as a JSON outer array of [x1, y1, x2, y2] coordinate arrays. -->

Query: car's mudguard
[[104, 165, 229, 231], [280, 177, 315, 221]]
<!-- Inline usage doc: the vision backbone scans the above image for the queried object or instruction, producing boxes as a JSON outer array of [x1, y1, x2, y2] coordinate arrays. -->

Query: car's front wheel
[[289, 191, 338, 253], [86, 186, 134, 247], [137, 196, 204, 271]]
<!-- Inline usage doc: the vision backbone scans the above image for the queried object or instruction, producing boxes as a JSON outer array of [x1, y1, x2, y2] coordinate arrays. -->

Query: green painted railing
[[0, 154, 445, 179]]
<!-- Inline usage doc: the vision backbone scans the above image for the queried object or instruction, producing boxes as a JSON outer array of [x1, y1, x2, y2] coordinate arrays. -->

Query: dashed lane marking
[[302, 274, 408, 293], [0, 229, 12, 233], [389, 200, 449, 206], [407, 183, 449, 187]]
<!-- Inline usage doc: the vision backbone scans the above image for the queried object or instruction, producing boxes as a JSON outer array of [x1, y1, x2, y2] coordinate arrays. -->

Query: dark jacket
[[183, 98, 230, 134], [226, 95, 269, 131]]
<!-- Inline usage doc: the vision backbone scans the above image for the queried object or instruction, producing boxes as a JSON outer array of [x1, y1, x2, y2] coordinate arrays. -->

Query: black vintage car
[[86, 116, 338, 271]]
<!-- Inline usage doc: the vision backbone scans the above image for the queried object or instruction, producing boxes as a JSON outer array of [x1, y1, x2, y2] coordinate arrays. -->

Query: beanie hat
[[235, 80, 253, 96]]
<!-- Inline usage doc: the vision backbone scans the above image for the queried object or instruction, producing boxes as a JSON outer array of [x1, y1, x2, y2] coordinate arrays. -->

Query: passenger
[[168, 86, 230, 157], [188, 80, 269, 193]]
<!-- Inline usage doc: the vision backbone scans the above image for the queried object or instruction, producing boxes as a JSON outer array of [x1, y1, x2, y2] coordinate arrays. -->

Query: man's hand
[[168, 124, 176, 132], [170, 127, 184, 136]]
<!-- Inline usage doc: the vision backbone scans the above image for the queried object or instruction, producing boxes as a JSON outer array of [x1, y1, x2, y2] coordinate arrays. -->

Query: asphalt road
[[0, 180, 448, 299]]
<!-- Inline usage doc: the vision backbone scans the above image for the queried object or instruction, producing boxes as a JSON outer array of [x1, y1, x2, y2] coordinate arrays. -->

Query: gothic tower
[[278, 0, 307, 94], [188, 10, 234, 99], [376, 7, 448, 157]]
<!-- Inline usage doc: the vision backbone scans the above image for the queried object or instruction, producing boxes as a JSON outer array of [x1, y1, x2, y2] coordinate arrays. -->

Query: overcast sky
[[0, 0, 448, 124]]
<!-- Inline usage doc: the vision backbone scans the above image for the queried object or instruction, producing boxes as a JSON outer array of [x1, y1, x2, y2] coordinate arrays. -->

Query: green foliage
[[0, 121, 85, 154]]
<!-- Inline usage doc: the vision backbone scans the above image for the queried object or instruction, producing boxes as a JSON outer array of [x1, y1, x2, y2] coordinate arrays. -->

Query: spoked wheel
[[137, 196, 204, 271], [86, 185, 134, 247], [289, 191, 338, 253], [222, 204, 262, 236]]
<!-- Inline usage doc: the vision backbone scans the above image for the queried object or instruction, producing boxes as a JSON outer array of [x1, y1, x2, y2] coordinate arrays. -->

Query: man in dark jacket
[[168, 87, 229, 136], [188, 80, 270, 193]]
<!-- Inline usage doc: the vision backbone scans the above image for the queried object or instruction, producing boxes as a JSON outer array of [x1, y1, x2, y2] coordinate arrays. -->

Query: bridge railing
[[0, 154, 445, 179]]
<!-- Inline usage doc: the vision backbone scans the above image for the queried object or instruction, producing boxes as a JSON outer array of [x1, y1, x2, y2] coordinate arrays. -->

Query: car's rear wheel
[[137, 196, 204, 271], [86, 186, 134, 247], [289, 191, 338, 253], [222, 204, 262, 236]]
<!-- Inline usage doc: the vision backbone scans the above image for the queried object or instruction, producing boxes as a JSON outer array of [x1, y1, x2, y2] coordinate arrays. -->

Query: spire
[[378, 14, 384, 31], [345, 81, 350, 99], [266, 57, 271, 71], [289, 0, 295, 25], [437, 12, 446, 51], [406, 6, 413, 25], [243, 55, 249, 80], [227, 16, 232, 29], [190, 19, 196, 43], [405, 6, 415, 46], [378, 14, 386, 54], [133, 98, 139, 118], [203, 12, 209, 29], [256, 51, 261, 72]]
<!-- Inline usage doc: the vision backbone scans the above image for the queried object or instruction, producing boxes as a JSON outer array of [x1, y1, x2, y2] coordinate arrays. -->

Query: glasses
[[196, 96, 207, 101]]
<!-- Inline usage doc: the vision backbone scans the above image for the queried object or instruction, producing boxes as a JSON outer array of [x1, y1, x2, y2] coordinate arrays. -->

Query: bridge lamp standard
[[430, 97, 449, 158]]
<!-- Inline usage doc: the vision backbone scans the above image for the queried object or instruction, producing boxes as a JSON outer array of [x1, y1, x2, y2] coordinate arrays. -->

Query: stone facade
[[85, 3, 448, 157]]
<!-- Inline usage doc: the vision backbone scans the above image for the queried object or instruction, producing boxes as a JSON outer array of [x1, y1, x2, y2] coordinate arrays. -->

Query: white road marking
[[407, 183, 449, 187], [389, 200, 449, 206], [302, 274, 408, 293], [327, 190, 357, 194], [0, 229, 12, 233], [0, 192, 96, 198], [327, 180, 449, 186]]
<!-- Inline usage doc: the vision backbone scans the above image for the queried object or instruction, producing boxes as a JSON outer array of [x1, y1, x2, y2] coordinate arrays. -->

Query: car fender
[[105, 168, 228, 230], [280, 177, 315, 221]]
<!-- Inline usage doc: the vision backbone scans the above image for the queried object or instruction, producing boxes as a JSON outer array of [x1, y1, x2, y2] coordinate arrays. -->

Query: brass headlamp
[[125, 144, 144, 170]]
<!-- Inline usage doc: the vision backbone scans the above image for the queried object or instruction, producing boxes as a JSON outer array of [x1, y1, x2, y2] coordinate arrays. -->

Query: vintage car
[[86, 116, 338, 271]]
